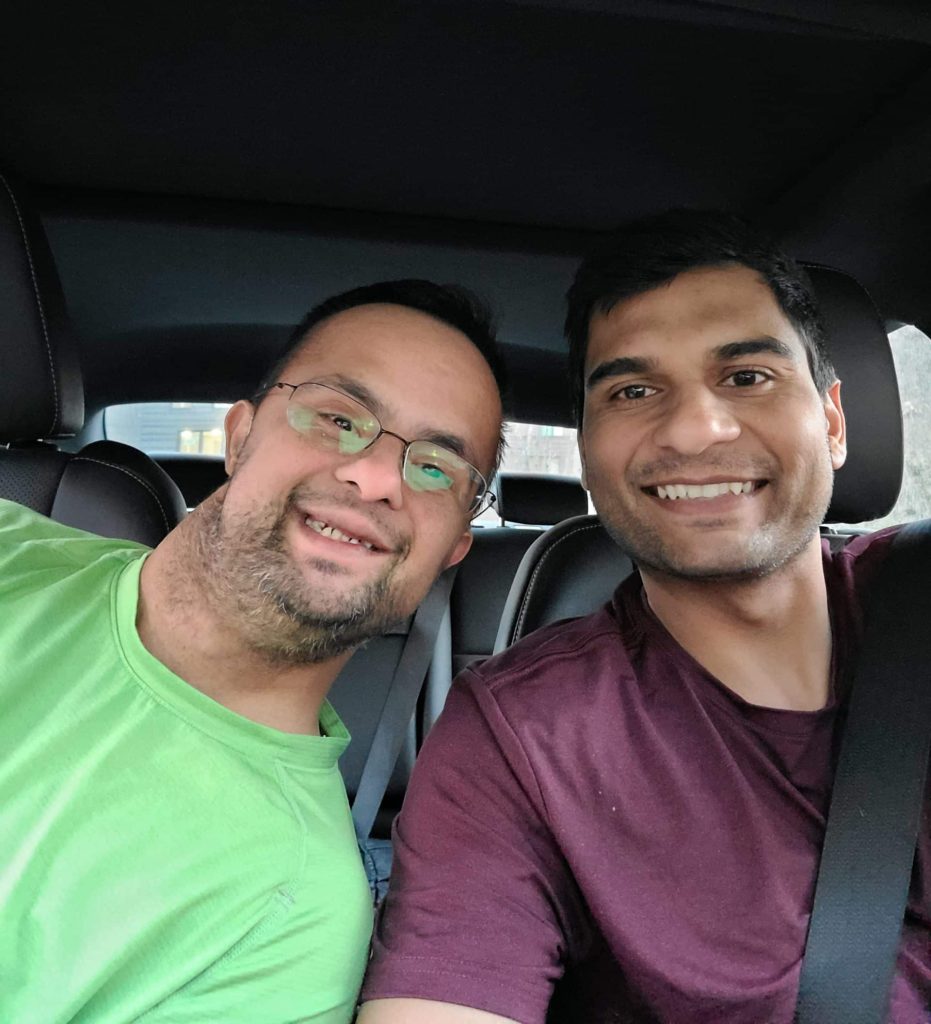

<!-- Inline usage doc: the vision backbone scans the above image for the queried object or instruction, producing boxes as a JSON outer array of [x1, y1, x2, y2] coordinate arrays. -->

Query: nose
[[333, 433, 406, 509], [651, 385, 741, 455]]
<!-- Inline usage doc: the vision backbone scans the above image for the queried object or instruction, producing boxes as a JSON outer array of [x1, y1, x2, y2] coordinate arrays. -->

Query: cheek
[[408, 509, 468, 562], [583, 426, 637, 478]]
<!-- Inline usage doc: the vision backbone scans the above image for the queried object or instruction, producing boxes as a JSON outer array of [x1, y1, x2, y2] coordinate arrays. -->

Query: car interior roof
[[3, 0, 930, 426]]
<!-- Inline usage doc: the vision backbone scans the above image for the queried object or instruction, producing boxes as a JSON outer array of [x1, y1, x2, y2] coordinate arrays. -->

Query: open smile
[[304, 517, 379, 550], [292, 506, 396, 557], [644, 480, 767, 501]]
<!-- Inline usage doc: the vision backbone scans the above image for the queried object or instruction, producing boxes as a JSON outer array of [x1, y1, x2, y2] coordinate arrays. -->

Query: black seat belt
[[351, 564, 459, 845], [795, 519, 931, 1023]]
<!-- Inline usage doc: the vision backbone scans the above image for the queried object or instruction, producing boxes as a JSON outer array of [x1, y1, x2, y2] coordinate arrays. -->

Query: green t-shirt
[[0, 500, 373, 1023]]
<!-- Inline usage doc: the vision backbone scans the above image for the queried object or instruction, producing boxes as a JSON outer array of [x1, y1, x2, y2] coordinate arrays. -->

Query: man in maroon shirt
[[359, 212, 931, 1023]]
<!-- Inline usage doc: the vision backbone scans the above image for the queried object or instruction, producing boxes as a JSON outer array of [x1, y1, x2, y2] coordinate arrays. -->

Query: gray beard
[[190, 488, 410, 666]]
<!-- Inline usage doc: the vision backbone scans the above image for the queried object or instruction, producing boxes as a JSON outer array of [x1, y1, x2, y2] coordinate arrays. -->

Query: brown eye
[[613, 384, 655, 401], [726, 370, 768, 387]]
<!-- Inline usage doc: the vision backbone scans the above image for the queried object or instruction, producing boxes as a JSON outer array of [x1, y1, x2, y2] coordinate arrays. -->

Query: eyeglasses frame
[[254, 380, 496, 518]]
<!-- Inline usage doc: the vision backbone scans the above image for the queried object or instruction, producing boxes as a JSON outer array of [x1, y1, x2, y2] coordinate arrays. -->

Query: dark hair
[[257, 278, 507, 471], [565, 209, 835, 425]]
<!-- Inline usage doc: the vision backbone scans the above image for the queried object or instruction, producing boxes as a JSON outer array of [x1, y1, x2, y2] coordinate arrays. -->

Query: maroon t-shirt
[[363, 529, 931, 1022]]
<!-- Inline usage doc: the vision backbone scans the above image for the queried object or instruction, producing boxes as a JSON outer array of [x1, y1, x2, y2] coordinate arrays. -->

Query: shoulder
[[0, 499, 147, 588], [824, 526, 906, 658], [470, 604, 622, 690], [825, 526, 900, 601], [451, 603, 631, 741]]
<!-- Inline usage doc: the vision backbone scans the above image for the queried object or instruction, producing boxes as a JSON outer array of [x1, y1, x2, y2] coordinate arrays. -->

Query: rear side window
[[471, 421, 586, 526], [850, 324, 931, 529], [499, 421, 582, 478], [105, 403, 232, 455]]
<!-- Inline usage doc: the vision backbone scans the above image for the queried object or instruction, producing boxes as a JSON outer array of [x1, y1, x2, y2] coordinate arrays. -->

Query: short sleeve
[[140, 886, 371, 1023], [362, 668, 577, 1023]]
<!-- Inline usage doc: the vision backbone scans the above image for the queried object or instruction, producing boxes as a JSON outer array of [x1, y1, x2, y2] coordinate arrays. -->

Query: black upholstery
[[810, 265, 903, 524], [494, 515, 633, 651], [0, 172, 83, 440], [497, 472, 587, 526], [495, 266, 904, 650], [155, 454, 228, 508], [450, 527, 541, 675], [51, 441, 187, 545], [0, 173, 186, 546]]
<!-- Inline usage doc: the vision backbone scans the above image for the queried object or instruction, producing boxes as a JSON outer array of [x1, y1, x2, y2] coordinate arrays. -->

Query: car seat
[[0, 173, 186, 545]]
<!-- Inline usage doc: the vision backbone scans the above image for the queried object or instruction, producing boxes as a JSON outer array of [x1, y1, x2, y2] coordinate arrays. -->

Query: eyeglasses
[[258, 381, 495, 517]]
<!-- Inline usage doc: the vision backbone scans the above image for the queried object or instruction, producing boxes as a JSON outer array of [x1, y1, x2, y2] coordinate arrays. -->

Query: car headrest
[[494, 514, 632, 650], [496, 472, 588, 526], [806, 265, 902, 523], [0, 173, 83, 441], [49, 440, 188, 546], [153, 454, 229, 509]]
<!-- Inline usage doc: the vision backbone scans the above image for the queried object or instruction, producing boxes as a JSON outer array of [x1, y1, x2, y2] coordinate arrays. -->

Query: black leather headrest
[[497, 472, 588, 526], [494, 514, 632, 650], [50, 440, 188, 546], [0, 173, 83, 441], [806, 265, 902, 523], [154, 454, 228, 508]]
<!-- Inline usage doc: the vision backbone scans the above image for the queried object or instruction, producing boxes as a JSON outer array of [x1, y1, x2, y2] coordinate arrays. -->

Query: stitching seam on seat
[[513, 521, 605, 642], [70, 457, 171, 534], [0, 173, 59, 435]]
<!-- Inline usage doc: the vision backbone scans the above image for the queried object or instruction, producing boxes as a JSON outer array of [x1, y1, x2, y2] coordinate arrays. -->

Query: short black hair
[[257, 278, 507, 471], [565, 209, 835, 425]]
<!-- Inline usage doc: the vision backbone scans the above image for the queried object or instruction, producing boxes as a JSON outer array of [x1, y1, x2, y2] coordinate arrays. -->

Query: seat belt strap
[[795, 519, 931, 1023], [351, 564, 459, 843]]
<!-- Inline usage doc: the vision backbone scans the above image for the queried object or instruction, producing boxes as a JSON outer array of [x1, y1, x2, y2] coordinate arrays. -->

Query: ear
[[824, 379, 847, 471], [224, 400, 256, 475], [578, 432, 589, 491], [443, 528, 474, 570]]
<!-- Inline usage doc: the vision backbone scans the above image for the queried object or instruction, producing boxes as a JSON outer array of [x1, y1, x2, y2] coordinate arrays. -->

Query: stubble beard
[[594, 448, 835, 583], [190, 487, 411, 666]]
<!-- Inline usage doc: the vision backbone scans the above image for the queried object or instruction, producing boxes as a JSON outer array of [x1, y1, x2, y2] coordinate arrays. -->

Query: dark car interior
[[2, 2, 930, 1011]]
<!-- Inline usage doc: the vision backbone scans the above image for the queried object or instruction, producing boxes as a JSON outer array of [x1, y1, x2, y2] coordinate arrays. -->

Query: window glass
[[500, 421, 582, 478], [471, 420, 585, 526], [105, 403, 232, 455], [845, 324, 931, 530]]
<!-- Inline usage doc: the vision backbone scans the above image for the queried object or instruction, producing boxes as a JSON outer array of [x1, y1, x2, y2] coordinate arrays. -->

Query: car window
[[471, 421, 585, 526], [500, 422, 583, 478], [105, 402, 232, 456], [845, 324, 931, 530]]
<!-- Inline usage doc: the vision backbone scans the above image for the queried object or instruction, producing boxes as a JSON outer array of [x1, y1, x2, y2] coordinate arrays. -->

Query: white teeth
[[655, 481, 754, 500], [305, 518, 375, 550]]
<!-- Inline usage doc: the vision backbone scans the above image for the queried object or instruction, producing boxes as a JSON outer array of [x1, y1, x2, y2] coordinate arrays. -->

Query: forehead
[[281, 303, 502, 457], [586, 264, 806, 367]]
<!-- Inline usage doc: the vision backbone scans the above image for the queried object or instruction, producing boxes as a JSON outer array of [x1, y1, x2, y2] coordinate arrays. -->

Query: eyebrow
[[585, 336, 798, 391], [315, 373, 386, 416], [586, 356, 656, 391], [712, 337, 797, 361], [313, 374, 474, 464]]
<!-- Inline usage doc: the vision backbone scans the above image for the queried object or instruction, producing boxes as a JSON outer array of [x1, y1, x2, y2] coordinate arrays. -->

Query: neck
[[136, 507, 352, 735], [640, 536, 832, 711]]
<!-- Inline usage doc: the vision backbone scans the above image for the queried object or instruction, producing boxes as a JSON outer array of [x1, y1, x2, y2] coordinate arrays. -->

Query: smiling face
[[195, 303, 502, 664], [580, 264, 847, 582]]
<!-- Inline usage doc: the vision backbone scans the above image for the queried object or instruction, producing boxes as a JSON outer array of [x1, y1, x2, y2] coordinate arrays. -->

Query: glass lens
[[287, 383, 380, 455], [404, 441, 484, 507]]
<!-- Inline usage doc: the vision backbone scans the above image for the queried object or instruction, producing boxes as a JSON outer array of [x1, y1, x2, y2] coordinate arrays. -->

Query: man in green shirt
[[0, 280, 505, 1024]]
